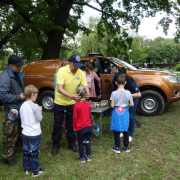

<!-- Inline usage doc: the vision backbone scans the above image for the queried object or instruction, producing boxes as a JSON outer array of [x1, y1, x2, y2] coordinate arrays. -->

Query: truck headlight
[[162, 75, 180, 84]]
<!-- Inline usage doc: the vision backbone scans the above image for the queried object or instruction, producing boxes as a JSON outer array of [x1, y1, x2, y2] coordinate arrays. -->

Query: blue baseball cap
[[69, 54, 81, 67]]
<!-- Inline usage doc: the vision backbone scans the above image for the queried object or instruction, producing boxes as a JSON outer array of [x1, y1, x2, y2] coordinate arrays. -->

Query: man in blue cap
[[51, 54, 89, 154]]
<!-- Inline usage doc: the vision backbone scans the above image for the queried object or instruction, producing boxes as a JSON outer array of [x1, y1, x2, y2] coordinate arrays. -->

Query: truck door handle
[[104, 79, 110, 82]]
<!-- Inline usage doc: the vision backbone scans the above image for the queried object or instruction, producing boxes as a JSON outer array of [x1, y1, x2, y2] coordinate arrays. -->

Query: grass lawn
[[0, 101, 180, 180]]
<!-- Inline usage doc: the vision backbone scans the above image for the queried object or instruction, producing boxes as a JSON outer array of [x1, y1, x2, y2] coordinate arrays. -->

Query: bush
[[175, 64, 180, 71], [163, 67, 170, 71]]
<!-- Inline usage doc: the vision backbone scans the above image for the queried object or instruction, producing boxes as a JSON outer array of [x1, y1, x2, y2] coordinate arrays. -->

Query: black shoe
[[51, 140, 60, 155], [136, 121, 142, 128], [4, 158, 19, 166], [32, 168, 46, 177], [68, 144, 79, 152], [67, 137, 79, 152]]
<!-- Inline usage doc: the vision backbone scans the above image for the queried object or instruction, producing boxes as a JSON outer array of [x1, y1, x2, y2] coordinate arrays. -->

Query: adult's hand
[[20, 93, 25, 100], [71, 94, 81, 101]]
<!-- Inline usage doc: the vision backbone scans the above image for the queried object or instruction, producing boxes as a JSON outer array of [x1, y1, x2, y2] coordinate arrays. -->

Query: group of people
[[0, 53, 141, 177]]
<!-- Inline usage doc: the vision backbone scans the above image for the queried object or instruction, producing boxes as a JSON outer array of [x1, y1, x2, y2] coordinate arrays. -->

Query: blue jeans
[[77, 127, 92, 158], [51, 104, 75, 140], [22, 134, 41, 173], [128, 98, 139, 137], [103, 108, 112, 118]]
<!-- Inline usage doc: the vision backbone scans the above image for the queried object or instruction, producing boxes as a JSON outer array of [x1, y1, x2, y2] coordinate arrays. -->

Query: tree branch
[[44, 0, 56, 7], [73, 2, 103, 14], [73, 1, 127, 30], [0, 27, 20, 49], [35, 31, 45, 50]]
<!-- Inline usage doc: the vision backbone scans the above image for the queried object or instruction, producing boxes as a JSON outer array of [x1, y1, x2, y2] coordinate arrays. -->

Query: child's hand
[[39, 106, 42, 110], [74, 129, 76, 131]]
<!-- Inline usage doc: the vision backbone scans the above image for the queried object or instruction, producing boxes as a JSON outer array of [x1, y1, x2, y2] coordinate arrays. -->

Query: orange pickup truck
[[23, 54, 180, 116]]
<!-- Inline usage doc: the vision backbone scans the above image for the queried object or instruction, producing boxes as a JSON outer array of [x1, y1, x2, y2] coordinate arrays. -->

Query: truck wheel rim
[[42, 96, 54, 110], [142, 97, 158, 112]]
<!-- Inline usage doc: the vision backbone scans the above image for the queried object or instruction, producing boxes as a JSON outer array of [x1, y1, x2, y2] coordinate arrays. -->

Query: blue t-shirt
[[112, 79, 140, 94], [111, 76, 116, 92], [54, 73, 57, 92], [125, 81, 140, 94]]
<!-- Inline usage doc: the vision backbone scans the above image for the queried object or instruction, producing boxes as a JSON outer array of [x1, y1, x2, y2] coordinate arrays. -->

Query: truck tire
[[137, 90, 165, 116], [38, 90, 54, 112]]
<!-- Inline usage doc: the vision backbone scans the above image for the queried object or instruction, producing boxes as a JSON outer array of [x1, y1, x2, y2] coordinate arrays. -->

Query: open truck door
[[100, 74, 113, 100], [94, 57, 113, 100]]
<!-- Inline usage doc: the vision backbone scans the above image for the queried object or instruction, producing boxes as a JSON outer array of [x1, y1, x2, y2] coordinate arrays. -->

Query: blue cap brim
[[73, 62, 82, 68]]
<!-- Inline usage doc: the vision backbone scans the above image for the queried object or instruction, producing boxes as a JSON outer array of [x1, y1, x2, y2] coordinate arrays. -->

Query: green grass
[[0, 101, 180, 180]]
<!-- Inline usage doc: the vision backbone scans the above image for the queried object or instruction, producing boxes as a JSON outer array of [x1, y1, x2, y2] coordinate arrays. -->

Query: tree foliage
[[79, 17, 180, 65], [148, 37, 180, 63], [0, 50, 12, 70], [130, 36, 180, 65], [130, 37, 149, 64], [0, 0, 180, 60], [79, 17, 133, 63]]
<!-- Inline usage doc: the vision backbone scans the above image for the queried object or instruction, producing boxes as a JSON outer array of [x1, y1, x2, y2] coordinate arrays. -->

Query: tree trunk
[[41, 29, 64, 60], [41, 0, 73, 60]]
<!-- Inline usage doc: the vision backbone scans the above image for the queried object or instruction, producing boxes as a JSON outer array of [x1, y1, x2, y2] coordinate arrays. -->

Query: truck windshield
[[109, 57, 137, 70]]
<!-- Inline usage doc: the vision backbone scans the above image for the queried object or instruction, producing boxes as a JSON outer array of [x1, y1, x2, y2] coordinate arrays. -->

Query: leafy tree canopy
[[130, 36, 180, 65], [0, 0, 179, 60], [79, 17, 132, 63]]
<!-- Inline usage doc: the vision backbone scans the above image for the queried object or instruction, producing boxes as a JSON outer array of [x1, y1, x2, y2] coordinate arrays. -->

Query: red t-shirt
[[73, 101, 92, 131]]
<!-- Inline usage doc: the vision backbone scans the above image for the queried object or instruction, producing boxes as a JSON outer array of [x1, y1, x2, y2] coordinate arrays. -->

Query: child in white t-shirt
[[20, 85, 46, 177]]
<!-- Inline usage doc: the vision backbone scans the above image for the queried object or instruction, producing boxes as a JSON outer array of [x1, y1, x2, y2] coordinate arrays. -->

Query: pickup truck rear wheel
[[137, 90, 165, 116], [38, 90, 54, 112]]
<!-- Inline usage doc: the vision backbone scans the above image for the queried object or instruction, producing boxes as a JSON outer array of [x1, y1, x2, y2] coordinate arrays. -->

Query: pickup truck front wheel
[[137, 90, 165, 116], [38, 90, 54, 112]]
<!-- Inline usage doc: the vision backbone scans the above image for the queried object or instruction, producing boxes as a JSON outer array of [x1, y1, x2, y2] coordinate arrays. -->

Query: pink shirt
[[84, 70, 100, 97]]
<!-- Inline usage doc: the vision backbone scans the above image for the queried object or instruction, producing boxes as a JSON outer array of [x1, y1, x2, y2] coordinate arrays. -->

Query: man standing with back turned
[[0, 55, 25, 166], [51, 54, 89, 154]]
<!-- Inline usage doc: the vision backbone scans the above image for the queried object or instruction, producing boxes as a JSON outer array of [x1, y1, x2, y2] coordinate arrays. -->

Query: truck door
[[100, 74, 113, 100], [95, 57, 113, 100]]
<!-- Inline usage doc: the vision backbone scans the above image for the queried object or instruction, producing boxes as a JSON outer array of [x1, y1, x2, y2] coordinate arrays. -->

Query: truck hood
[[136, 68, 177, 76]]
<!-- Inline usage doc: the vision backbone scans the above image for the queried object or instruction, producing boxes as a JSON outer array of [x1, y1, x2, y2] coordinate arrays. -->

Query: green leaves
[[0, 0, 180, 60]]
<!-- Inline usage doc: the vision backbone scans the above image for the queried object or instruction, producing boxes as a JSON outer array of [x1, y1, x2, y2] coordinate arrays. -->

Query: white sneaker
[[129, 136, 132, 142], [120, 133, 124, 137], [25, 170, 30, 175]]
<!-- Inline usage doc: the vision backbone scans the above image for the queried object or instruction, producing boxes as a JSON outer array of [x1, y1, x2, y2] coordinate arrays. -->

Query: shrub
[[175, 64, 180, 71], [163, 67, 170, 71]]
